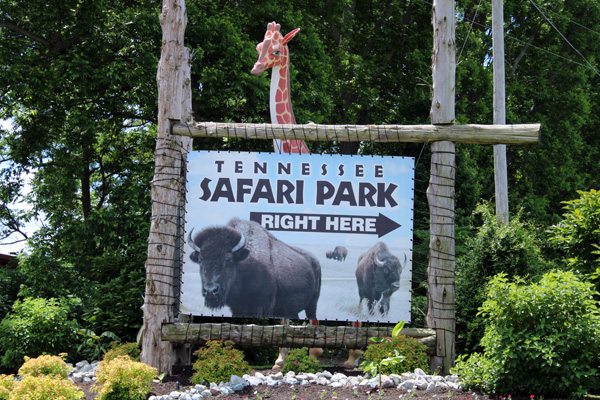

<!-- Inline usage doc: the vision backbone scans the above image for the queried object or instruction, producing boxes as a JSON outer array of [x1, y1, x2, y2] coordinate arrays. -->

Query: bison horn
[[187, 228, 201, 252], [232, 232, 246, 253], [375, 252, 385, 267]]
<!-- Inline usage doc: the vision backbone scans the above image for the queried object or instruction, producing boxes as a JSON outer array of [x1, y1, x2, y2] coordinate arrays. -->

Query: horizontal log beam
[[172, 121, 540, 145], [161, 323, 436, 355]]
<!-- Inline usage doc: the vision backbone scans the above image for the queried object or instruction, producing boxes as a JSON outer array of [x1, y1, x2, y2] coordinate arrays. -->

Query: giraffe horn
[[282, 28, 300, 45]]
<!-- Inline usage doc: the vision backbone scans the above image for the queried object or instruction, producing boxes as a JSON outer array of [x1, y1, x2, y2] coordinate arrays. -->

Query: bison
[[325, 246, 348, 262], [355, 242, 406, 317], [187, 218, 321, 319]]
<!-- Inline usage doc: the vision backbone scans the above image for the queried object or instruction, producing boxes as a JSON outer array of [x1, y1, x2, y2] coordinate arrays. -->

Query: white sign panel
[[181, 151, 414, 323]]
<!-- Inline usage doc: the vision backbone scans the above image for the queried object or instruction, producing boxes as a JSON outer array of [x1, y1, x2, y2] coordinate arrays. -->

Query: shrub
[[191, 340, 251, 385], [0, 297, 79, 371], [77, 329, 120, 361], [103, 342, 140, 363], [93, 355, 157, 400], [455, 203, 548, 354], [0, 375, 16, 400], [361, 334, 429, 375], [548, 189, 600, 292], [18, 354, 71, 380], [282, 347, 320, 374], [453, 270, 600, 398], [8, 375, 83, 400]]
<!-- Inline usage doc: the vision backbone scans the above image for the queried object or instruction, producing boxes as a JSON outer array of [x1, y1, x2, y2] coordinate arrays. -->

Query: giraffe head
[[251, 22, 300, 76]]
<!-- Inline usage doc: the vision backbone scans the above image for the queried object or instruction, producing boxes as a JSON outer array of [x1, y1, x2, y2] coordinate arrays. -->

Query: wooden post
[[427, 0, 456, 375], [493, 0, 509, 224], [142, 0, 193, 374]]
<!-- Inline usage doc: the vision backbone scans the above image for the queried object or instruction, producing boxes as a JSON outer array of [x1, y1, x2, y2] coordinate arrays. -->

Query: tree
[[454, 0, 600, 225], [0, 0, 161, 340]]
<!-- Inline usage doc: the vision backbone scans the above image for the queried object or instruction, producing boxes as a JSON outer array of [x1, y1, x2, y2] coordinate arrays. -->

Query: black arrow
[[249, 212, 402, 237], [375, 213, 402, 238]]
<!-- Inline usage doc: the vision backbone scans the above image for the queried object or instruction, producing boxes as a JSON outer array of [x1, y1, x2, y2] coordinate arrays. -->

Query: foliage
[[453, 270, 600, 398], [77, 330, 120, 362], [548, 189, 600, 291], [282, 348, 321, 374], [18, 354, 71, 380], [360, 321, 429, 378], [239, 345, 279, 367], [0, 375, 16, 400], [191, 340, 251, 385], [1, 0, 600, 356], [93, 355, 157, 400], [455, 0, 600, 225], [103, 342, 141, 364], [0, 257, 24, 323], [8, 375, 83, 400], [455, 202, 549, 354], [0, 297, 79, 371]]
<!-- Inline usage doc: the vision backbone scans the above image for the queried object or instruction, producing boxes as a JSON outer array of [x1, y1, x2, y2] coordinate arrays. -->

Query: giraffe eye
[[271, 50, 281, 56]]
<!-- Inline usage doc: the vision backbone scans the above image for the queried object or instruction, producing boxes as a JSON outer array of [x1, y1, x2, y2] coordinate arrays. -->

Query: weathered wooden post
[[493, 0, 509, 224], [427, 0, 456, 374], [141, 0, 193, 374]]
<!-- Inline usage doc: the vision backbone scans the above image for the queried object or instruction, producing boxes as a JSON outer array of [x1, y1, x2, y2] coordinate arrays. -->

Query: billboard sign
[[181, 151, 414, 323]]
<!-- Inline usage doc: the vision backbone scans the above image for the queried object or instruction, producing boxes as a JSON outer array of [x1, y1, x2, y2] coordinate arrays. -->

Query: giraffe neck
[[270, 64, 296, 125]]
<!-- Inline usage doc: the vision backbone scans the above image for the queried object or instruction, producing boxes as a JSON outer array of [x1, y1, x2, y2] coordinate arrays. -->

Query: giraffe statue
[[251, 21, 363, 371], [251, 21, 310, 154], [251, 21, 317, 371]]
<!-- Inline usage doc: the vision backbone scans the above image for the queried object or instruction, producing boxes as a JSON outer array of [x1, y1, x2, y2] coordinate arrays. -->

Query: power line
[[457, 0, 484, 64], [528, 0, 600, 77], [419, 0, 600, 76], [532, 2, 600, 38]]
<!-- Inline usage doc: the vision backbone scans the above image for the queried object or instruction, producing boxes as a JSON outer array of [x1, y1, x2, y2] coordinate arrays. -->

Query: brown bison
[[355, 242, 406, 316], [326, 246, 348, 262], [187, 218, 321, 319]]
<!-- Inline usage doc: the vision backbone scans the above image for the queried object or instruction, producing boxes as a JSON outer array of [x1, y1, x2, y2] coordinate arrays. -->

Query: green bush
[[548, 189, 600, 291], [240, 346, 279, 367], [282, 347, 320, 374], [361, 334, 429, 375], [18, 354, 71, 380], [456, 203, 548, 354], [93, 355, 157, 400], [8, 375, 83, 400], [0, 297, 79, 371], [453, 270, 600, 398], [191, 340, 252, 385], [77, 329, 121, 361], [103, 342, 140, 363], [0, 375, 16, 400]]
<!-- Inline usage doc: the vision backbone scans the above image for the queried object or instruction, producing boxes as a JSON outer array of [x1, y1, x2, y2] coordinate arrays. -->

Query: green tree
[[455, 0, 600, 225], [455, 202, 549, 354], [0, 0, 160, 341]]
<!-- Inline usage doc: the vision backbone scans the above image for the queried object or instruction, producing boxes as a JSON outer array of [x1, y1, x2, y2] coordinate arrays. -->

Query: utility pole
[[493, 0, 509, 224]]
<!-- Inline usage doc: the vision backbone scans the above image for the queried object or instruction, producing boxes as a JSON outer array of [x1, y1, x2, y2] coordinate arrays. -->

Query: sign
[[180, 151, 414, 323]]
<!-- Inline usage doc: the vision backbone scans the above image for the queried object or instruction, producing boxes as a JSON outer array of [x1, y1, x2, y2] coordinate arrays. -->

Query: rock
[[246, 376, 264, 386], [318, 370, 332, 379], [389, 373, 402, 385], [270, 372, 283, 380], [415, 378, 429, 390], [229, 375, 247, 387], [400, 380, 415, 390], [381, 376, 396, 389]]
